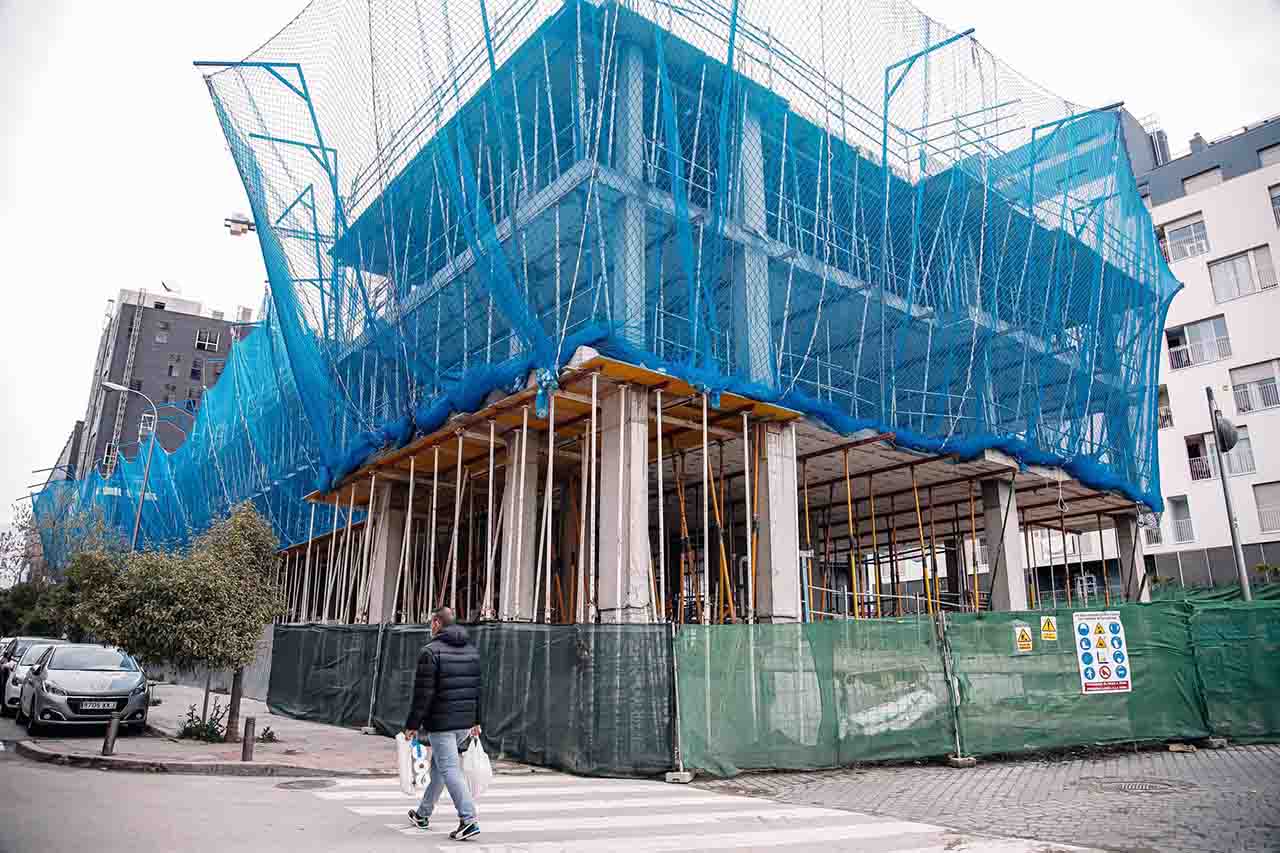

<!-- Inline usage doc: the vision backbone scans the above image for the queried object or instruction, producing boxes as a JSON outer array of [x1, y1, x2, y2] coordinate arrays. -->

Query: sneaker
[[449, 820, 480, 841], [407, 809, 430, 830]]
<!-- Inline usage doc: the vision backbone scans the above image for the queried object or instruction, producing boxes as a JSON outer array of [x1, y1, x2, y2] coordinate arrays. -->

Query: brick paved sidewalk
[[697, 745, 1280, 853]]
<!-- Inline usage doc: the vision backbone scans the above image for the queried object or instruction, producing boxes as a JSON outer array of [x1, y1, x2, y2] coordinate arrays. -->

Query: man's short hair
[[433, 606, 456, 628]]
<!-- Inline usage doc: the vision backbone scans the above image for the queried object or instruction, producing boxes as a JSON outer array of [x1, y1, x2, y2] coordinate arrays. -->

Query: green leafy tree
[[76, 502, 284, 741]]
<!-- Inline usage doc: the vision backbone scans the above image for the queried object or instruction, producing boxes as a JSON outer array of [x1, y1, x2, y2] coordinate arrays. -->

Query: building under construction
[[38, 0, 1179, 627]]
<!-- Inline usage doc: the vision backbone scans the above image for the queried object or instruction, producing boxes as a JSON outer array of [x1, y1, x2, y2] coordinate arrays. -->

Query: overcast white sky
[[1, 0, 1277, 525]]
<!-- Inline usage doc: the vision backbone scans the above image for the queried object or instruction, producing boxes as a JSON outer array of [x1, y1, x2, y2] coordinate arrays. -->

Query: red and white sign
[[1072, 610, 1132, 695]]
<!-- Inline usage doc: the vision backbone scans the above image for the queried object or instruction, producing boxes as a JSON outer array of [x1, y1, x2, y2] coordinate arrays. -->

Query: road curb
[[13, 739, 397, 779]]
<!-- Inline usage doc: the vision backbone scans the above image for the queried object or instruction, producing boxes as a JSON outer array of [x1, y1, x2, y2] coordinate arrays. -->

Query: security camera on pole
[[1206, 386, 1252, 601]]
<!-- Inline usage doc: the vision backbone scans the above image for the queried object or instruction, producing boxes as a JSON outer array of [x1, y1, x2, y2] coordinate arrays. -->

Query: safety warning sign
[[1072, 610, 1131, 694], [1013, 622, 1033, 654], [1040, 615, 1058, 642]]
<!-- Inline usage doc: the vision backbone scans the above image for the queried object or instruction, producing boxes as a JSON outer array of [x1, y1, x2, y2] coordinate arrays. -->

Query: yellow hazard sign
[[1040, 616, 1058, 642], [1095, 636, 1107, 649], [1094, 623, 1105, 635], [1015, 625, 1033, 653]]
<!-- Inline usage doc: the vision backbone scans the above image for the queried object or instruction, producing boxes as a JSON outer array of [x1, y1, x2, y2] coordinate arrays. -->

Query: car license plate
[[81, 700, 115, 710]]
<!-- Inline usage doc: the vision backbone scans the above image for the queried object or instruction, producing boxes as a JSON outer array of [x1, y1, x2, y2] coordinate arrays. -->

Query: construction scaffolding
[[35, 0, 1177, 616]]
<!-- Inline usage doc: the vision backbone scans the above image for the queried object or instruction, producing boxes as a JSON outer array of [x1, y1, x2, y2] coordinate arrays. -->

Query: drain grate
[[276, 779, 337, 791], [1084, 777, 1194, 795]]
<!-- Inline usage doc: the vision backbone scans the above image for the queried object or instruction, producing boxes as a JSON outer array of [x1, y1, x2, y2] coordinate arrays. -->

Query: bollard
[[102, 712, 120, 757], [241, 716, 256, 762]]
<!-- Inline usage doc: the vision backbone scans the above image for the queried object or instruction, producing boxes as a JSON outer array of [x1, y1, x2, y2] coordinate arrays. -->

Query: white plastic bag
[[461, 739, 493, 799], [396, 734, 430, 796]]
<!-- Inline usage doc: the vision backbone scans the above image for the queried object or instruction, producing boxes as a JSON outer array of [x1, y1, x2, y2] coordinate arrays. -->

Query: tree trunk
[[225, 668, 244, 743], [201, 671, 212, 722]]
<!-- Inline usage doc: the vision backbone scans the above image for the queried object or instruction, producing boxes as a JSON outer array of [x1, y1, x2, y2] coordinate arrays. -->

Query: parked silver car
[[2, 641, 64, 716], [1, 636, 60, 683], [17, 645, 149, 735]]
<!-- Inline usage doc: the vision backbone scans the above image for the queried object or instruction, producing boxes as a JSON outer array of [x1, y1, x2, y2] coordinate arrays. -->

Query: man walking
[[404, 606, 483, 841]]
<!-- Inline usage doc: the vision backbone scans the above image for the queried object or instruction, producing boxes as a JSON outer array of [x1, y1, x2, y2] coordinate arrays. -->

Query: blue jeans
[[416, 730, 477, 825]]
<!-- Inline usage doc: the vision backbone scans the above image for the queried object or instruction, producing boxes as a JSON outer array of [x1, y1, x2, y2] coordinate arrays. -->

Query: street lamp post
[[102, 381, 158, 553], [1206, 386, 1252, 601]]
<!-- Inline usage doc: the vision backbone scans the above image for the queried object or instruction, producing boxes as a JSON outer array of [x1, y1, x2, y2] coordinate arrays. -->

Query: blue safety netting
[[34, 0, 1179, 564]]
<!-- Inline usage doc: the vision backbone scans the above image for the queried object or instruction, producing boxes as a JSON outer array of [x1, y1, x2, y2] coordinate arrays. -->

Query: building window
[[1271, 184, 1280, 228], [153, 301, 166, 310], [1187, 426, 1255, 481], [1232, 359, 1280, 413], [1209, 246, 1277, 301], [156, 320, 170, 331], [1261, 144, 1280, 169], [155, 332, 169, 344], [129, 379, 142, 392], [195, 329, 220, 352], [212, 310, 224, 321], [1169, 497, 1194, 543], [1163, 215, 1211, 262], [103, 441, 119, 474], [1158, 386, 1173, 429], [1256, 482, 1280, 533], [1167, 315, 1230, 370], [191, 357, 203, 382], [1182, 168, 1222, 195], [1141, 512, 1163, 546], [167, 363, 177, 378], [138, 412, 156, 442]]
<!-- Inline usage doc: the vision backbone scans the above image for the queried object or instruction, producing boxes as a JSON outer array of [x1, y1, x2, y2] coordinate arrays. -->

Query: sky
[[1, 0, 1277, 525]]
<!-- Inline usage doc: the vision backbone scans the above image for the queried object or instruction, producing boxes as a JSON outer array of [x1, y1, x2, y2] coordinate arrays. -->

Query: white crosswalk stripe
[[314, 771, 1094, 852]]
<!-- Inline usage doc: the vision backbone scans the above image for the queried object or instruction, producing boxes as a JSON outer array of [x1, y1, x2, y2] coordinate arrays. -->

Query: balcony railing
[[1173, 517, 1195, 543], [1234, 378, 1280, 413], [1189, 456, 1216, 481], [1169, 336, 1232, 370], [1260, 505, 1280, 533], [1158, 406, 1174, 429], [1143, 525, 1163, 546], [1224, 446, 1256, 476]]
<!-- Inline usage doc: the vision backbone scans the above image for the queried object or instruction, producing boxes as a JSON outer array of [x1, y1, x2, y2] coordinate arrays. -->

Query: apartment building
[[1124, 114, 1280, 586], [74, 289, 252, 479]]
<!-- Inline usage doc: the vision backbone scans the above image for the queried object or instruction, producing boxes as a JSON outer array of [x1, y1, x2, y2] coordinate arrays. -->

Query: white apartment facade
[[1134, 115, 1280, 587]]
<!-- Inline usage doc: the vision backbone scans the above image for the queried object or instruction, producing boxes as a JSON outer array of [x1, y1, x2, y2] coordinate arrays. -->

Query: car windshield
[[10, 640, 35, 658], [48, 647, 138, 672], [19, 644, 52, 666]]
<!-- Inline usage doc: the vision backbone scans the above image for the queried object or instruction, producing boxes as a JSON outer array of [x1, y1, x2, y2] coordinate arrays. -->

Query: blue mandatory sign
[[1109, 622, 1121, 635], [1113, 650, 1125, 664], [1084, 667, 1096, 680], [1078, 623, 1090, 636], [1110, 636, 1123, 650], [1080, 637, 1092, 651], [1082, 652, 1094, 665], [1116, 665, 1128, 679]]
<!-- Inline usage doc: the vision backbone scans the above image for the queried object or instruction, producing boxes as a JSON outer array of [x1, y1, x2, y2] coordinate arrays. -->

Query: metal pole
[[241, 717, 256, 761], [700, 393, 710, 625], [588, 374, 599, 622], [484, 420, 497, 620], [1207, 386, 1252, 601], [657, 390, 667, 621], [102, 712, 121, 756], [742, 411, 753, 623]]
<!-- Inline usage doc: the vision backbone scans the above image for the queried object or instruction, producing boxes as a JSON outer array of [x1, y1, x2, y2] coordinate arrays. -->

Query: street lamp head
[[101, 381, 129, 393]]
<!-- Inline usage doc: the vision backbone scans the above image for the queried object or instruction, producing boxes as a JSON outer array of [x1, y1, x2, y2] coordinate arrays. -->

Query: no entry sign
[[1072, 610, 1132, 694]]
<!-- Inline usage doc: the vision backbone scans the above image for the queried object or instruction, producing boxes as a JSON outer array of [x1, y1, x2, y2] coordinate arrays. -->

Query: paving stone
[[697, 745, 1280, 853]]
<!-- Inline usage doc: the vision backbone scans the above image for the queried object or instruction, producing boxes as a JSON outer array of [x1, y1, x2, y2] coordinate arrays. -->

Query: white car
[[3, 641, 63, 716]]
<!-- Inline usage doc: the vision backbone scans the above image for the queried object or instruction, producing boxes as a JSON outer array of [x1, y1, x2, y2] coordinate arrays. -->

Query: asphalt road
[[0, 712, 1093, 853]]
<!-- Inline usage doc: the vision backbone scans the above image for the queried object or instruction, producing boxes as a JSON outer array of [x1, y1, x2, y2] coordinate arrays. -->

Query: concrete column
[[980, 478, 1028, 611], [755, 424, 801, 621], [733, 105, 775, 387], [500, 435, 539, 620], [943, 538, 962, 597], [1114, 514, 1151, 603], [598, 386, 652, 623], [365, 483, 406, 623], [610, 43, 647, 348]]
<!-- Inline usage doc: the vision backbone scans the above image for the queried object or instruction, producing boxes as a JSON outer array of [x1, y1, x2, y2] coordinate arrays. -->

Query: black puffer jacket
[[404, 625, 482, 733]]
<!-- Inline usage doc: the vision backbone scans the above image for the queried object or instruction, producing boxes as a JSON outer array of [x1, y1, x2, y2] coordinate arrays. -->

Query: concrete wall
[[149, 623, 274, 702]]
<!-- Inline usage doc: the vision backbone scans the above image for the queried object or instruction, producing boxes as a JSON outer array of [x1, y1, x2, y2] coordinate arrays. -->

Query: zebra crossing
[[315, 770, 1093, 852]]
